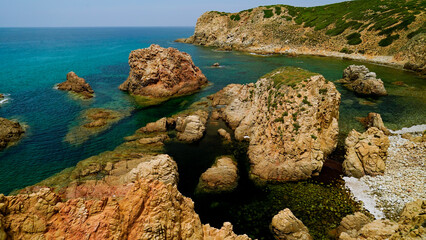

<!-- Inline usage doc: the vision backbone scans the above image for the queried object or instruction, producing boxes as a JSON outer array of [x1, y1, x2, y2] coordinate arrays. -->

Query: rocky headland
[[337, 65, 387, 96], [177, 1, 425, 73], [119, 44, 208, 100], [57, 71, 94, 99], [65, 108, 131, 145], [0, 117, 25, 150], [209, 67, 341, 182]]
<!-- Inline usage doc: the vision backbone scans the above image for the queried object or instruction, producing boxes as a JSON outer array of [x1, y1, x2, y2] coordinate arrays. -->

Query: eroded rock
[[210, 67, 341, 182], [197, 156, 238, 194], [218, 128, 232, 141], [338, 65, 387, 96], [270, 208, 312, 240], [176, 110, 208, 142], [342, 127, 390, 178], [358, 112, 390, 135], [0, 117, 25, 150], [57, 71, 94, 99], [119, 44, 208, 98]]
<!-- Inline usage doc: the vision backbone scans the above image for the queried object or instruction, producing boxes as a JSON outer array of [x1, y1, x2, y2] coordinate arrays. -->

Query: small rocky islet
[[1, 2, 425, 240]]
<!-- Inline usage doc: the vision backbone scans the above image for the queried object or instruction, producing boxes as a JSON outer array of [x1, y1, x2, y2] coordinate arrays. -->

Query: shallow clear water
[[0, 27, 425, 238]]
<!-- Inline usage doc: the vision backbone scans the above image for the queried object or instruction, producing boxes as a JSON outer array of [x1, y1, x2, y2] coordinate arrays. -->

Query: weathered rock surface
[[138, 117, 167, 133], [203, 222, 251, 240], [176, 110, 208, 142], [342, 127, 390, 178], [65, 108, 131, 145], [0, 117, 25, 150], [358, 112, 390, 135], [210, 67, 341, 181], [57, 71, 94, 99], [218, 128, 231, 141], [337, 200, 425, 240], [197, 156, 238, 194], [119, 44, 208, 98], [338, 65, 387, 96], [270, 208, 312, 240]]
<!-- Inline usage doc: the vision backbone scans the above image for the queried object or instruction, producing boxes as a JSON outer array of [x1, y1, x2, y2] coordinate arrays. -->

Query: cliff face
[[179, 0, 425, 71], [210, 67, 341, 181]]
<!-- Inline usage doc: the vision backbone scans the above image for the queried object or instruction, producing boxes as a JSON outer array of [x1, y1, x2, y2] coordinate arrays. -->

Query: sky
[[0, 0, 349, 27]]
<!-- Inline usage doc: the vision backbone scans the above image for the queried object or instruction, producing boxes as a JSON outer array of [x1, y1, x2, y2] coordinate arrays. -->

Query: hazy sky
[[0, 0, 349, 27]]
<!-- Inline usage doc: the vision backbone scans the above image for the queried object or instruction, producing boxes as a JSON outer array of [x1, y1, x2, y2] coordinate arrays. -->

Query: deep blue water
[[0, 27, 425, 199]]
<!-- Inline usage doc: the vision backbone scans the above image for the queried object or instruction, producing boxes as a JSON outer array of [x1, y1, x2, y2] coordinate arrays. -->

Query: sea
[[0, 27, 425, 239]]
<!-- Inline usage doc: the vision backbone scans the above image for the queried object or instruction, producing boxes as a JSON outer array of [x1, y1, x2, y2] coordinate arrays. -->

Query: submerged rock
[[210, 67, 341, 182], [270, 208, 312, 240], [57, 71, 94, 99], [0, 117, 25, 150], [119, 44, 208, 98], [338, 65, 387, 96], [65, 108, 130, 145], [342, 127, 390, 178], [196, 156, 238, 194]]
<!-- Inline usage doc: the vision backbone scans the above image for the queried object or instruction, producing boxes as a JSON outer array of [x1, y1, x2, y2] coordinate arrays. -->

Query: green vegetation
[[379, 34, 400, 47], [261, 67, 318, 88], [407, 23, 426, 39], [346, 32, 362, 45], [231, 0, 424, 47], [230, 14, 241, 21], [340, 47, 354, 54], [263, 9, 274, 18]]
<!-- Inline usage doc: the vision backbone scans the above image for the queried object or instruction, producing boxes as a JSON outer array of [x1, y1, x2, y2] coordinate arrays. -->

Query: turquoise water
[[0, 28, 425, 234]]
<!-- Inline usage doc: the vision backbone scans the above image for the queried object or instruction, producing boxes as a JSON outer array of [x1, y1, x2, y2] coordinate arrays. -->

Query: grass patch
[[261, 67, 318, 88]]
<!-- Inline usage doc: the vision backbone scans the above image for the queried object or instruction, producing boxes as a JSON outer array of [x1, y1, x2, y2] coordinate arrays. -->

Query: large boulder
[[338, 65, 387, 96], [119, 44, 208, 98], [57, 71, 94, 99], [196, 156, 238, 194], [210, 67, 341, 182], [335, 212, 372, 239], [0, 117, 25, 150], [342, 127, 390, 178], [270, 208, 312, 240], [176, 110, 208, 143]]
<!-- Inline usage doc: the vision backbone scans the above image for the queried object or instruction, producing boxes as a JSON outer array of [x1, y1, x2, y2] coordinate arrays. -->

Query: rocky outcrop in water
[[119, 44, 208, 98], [210, 67, 340, 182], [57, 71, 94, 99], [342, 127, 390, 178], [175, 110, 208, 143], [218, 128, 232, 141], [196, 156, 238, 194], [270, 208, 312, 240], [338, 65, 387, 96], [0, 117, 25, 150]]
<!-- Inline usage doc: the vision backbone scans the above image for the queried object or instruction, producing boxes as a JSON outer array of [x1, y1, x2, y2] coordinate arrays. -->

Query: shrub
[[346, 32, 362, 45], [378, 34, 400, 47], [230, 14, 241, 21], [263, 9, 274, 18], [275, 6, 282, 15], [340, 47, 354, 54]]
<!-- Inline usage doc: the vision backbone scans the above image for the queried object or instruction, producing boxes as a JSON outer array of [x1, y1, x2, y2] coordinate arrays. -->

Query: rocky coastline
[[177, 3, 425, 74]]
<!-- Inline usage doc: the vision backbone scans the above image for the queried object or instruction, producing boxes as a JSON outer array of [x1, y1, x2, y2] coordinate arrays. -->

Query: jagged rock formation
[[218, 128, 232, 141], [338, 65, 387, 96], [177, 1, 425, 69], [336, 200, 425, 239], [138, 117, 167, 133], [203, 222, 251, 240], [270, 208, 312, 240], [342, 127, 390, 178], [358, 112, 390, 135], [0, 117, 25, 150], [210, 67, 340, 181], [119, 44, 208, 98], [65, 108, 131, 145], [196, 156, 238, 194], [175, 110, 208, 142], [57, 71, 94, 99]]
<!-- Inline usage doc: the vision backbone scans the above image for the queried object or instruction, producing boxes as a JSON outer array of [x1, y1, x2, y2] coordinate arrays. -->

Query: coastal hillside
[[178, 0, 425, 72]]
